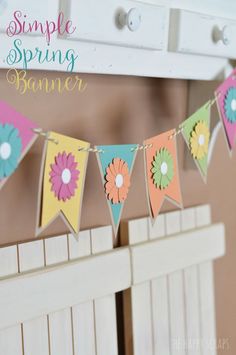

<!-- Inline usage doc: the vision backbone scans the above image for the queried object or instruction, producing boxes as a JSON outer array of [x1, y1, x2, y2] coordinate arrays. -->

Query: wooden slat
[[0, 243, 131, 330], [149, 214, 171, 355], [18, 240, 49, 355], [151, 277, 170, 355], [131, 223, 225, 284], [181, 208, 201, 355], [68, 230, 96, 355], [0, 246, 23, 355], [195, 205, 217, 355], [166, 211, 186, 355], [122, 217, 154, 355], [0, 221, 224, 331], [91, 226, 118, 355], [199, 262, 216, 355], [44, 235, 74, 355]]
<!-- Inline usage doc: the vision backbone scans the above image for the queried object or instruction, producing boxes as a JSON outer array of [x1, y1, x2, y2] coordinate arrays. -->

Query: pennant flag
[[96, 144, 137, 236], [181, 102, 211, 182], [37, 132, 90, 239], [0, 100, 37, 189], [144, 130, 182, 222], [215, 69, 236, 153]]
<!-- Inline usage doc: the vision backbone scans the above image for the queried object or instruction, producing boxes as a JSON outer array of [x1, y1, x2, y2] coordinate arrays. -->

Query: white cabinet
[[169, 9, 236, 59], [0, 0, 59, 35], [66, 0, 167, 50], [0, 0, 235, 79]]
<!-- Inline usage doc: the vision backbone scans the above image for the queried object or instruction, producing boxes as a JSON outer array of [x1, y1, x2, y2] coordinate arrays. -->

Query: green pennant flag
[[181, 102, 211, 182]]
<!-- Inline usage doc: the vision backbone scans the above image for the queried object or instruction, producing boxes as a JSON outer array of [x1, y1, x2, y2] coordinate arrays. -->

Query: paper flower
[[224, 87, 236, 123], [151, 148, 174, 190], [190, 121, 210, 160], [105, 157, 131, 204], [0, 123, 22, 179], [49, 152, 80, 201]]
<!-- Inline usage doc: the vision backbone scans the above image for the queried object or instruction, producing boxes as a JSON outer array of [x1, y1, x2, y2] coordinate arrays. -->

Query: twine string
[[78, 146, 104, 154], [168, 126, 184, 140], [131, 143, 153, 152], [32, 128, 59, 144], [205, 91, 221, 109], [32, 92, 218, 151]]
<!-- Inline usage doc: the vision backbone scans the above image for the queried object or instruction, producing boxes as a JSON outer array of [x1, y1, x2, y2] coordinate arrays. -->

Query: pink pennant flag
[[215, 69, 236, 154], [0, 101, 38, 189]]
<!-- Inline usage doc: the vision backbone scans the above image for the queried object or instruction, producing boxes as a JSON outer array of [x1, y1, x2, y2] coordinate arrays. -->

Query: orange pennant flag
[[144, 129, 182, 221]]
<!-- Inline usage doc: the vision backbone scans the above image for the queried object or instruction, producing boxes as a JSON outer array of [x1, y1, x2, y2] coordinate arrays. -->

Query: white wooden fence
[[0, 205, 225, 355]]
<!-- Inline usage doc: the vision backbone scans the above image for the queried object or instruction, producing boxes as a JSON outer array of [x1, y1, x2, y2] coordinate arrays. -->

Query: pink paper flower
[[49, 152, 80, 201]]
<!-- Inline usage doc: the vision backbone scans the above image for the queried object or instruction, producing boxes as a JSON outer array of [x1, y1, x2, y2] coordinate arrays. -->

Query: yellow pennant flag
[[36, 132, 89, 239]]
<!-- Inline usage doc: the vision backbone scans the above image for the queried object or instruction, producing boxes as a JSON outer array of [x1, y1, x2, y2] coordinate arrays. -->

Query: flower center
[[115, 174, 124, 188], [61, 168, 71, 184], [198, 134, 205, 146], [0, 142, 12, 160], [231, 99, 236, 111], [161, 162, 168, 175]]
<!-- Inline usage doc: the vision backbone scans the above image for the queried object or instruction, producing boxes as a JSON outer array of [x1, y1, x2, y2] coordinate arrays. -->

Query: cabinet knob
[[119, 8, 142, 32], [213, 25, 232, 45]]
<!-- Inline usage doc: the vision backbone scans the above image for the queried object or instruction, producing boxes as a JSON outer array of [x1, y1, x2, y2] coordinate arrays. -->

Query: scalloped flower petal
[[105, 158, 131, 204], [151, 147, 174, 190], [49, 152, 80, 201], [0, 123, 22, 179]]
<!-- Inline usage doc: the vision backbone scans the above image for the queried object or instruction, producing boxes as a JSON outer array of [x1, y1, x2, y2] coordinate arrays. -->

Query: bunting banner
[[2, 68, 236, 239], [215, 69, 236, 154], [36, 132, 90, 239], [96, 144, 137, 236], [181, 102, 211, 182], [144, 129, 182, 222], [0, 101, 37, 189]]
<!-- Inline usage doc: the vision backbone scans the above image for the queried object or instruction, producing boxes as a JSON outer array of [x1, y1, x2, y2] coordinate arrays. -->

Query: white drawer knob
[[213, 25, 231, 45], [119, 8, 142, 32]]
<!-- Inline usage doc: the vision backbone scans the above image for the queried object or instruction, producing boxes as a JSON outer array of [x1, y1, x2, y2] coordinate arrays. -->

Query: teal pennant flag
[[96, 144, 137, 236]]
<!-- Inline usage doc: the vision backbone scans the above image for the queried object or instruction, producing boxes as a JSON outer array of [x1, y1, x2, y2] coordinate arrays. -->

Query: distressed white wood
[[123, 217, 154, 355], [131, 223, 225, 284], [18, 240, 49, 355], [0, 0, 234, 78], [68, 231, 96, 355], [166, 211, 186, 355], [0, 33, 228, 79], [169, 9, 236, 59], [91, 226, 118, 355], [149, 214, 171, 355], [44, 235, 74, 355], [0, 246, 23, 355], [68, 0, 167, 50], [181, 208, 201, 355], [195, 205, 217, 355]]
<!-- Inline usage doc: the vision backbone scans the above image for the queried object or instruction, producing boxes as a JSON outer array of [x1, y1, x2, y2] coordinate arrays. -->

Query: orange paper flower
[[105, 157, 130, 204]]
